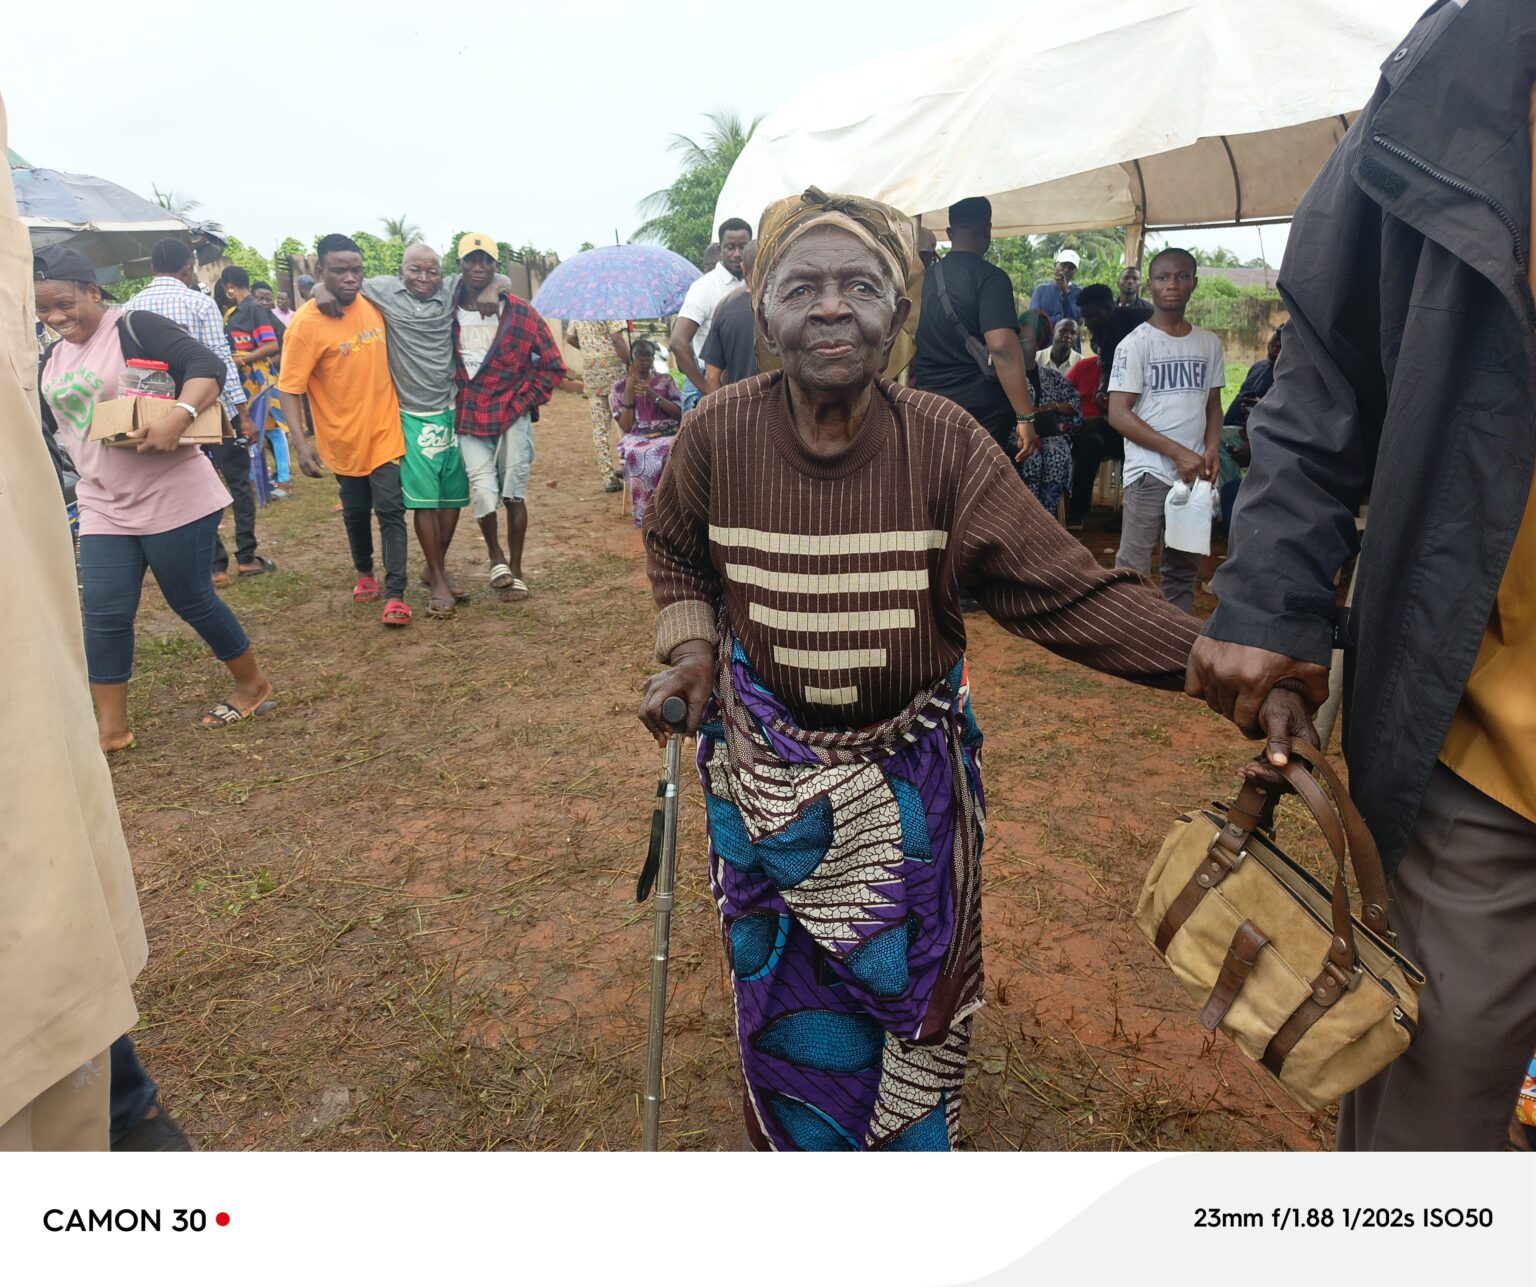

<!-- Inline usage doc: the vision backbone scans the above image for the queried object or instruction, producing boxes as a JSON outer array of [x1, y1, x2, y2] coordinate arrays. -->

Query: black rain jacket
[[1206, 0, 1536, 875]]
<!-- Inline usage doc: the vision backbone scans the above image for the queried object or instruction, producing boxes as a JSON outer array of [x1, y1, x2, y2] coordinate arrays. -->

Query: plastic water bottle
[[118, 359, 175, 401]]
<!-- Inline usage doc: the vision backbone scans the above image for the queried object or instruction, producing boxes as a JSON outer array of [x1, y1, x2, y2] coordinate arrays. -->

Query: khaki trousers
[[0, 1050, 110, 1151], [1338, 763, 1536, 1150]]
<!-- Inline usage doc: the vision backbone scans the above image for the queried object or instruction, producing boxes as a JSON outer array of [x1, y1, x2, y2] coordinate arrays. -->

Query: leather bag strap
[[1282, 742, 1391, 938], [1198, 920, 1270, 1031], [1275, 760, 1358, 973]]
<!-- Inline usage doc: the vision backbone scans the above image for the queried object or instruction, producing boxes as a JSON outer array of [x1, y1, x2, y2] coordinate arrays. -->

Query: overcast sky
[[4, 0, 1288, 267]]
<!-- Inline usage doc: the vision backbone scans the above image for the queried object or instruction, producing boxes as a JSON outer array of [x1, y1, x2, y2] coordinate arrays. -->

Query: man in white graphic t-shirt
[[1107, 247, 1224, 613]]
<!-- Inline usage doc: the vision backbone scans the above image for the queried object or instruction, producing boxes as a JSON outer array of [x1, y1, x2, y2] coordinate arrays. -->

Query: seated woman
[[638, 187, 1199, 1151], [1016, 309, 1081, 518], [34, 246, 276, 752], [610, 339, 682, 527]]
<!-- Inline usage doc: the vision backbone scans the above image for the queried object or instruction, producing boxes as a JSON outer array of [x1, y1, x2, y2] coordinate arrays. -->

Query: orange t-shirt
[[1437, 83, 1536, 821], [277, 296, 402, 477]]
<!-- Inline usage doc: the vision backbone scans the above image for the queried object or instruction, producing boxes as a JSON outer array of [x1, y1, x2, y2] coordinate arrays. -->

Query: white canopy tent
[[714, 0, 1427, 259]]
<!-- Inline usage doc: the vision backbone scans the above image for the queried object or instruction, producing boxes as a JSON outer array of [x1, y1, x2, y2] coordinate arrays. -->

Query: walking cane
[[636, 695, 687, 1151]]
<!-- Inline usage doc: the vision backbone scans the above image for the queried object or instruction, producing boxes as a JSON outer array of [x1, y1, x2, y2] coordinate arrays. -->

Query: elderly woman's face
[[760, 226, 908, 395]]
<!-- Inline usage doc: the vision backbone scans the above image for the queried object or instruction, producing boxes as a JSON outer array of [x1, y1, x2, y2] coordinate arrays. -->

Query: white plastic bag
[[1164, 478, 1217, 555]]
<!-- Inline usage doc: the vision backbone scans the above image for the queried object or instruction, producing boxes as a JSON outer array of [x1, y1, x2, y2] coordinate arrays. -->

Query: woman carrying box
[[34, 246, 275, 752]]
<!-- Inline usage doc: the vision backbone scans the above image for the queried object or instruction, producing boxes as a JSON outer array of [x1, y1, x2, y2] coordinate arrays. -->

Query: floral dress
[[610, 372, 681, 526], [1016, 363, 1080, 517]]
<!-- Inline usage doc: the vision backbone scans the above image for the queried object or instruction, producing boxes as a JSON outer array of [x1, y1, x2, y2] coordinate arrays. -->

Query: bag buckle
[[1321, 957, 1364, 993], [1206, 830, 1248, 871]]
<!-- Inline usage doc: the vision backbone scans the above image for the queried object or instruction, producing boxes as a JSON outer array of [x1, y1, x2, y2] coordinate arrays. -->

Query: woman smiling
[[34, 246, 275, 751], [637, 188, 1200, 1151]]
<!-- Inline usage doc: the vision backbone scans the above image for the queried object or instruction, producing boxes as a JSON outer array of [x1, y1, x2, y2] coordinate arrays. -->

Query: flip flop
[[199, 696, 277, 729], [505, 577, 530, 602], [488, 561, 515, 590], [103, 733, 136, 755], [419, 574, 471, 602], [381, 599, 412, 627], [353, 575, 381, 603], [425, 597, 456, 619]]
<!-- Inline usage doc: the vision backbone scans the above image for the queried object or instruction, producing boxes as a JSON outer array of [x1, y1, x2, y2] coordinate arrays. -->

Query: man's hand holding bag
[[1135, 742, 1424, 1113]]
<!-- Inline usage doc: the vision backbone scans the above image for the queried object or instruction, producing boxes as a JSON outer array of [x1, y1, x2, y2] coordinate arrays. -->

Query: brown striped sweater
[[644, 372, 1200, 728]]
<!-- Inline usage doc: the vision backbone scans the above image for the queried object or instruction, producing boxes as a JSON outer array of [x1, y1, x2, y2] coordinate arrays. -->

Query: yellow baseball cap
[[457, 231, 499, 260]]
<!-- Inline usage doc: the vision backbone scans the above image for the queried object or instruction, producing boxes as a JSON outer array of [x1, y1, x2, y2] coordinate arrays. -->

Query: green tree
[[1193, 244, 1243, 267], [349, 231, 406, 278], [380, 215, 423, 245], [634, 109, 761, 266], [986, 236, 1048, 304], [221, 235, 276, 284], [152, 183, 223, 234]]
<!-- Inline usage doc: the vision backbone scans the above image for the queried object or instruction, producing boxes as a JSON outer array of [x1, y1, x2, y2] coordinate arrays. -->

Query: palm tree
[[153, 184, 222, 233], [380, 214, 424, 245], [633, 109, 761, 264]]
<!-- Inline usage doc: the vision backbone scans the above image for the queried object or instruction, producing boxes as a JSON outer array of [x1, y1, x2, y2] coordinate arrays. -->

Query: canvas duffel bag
[[1134, 742, 1425, 1114]]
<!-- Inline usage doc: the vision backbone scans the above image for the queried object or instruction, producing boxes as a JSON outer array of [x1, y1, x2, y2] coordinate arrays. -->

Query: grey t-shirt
[[360, 274, 465, 413], [1109, 321, 1225, 486]]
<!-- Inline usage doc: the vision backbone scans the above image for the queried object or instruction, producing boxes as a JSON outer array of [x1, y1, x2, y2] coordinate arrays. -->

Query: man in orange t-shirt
[[278, 234, 410, 627]]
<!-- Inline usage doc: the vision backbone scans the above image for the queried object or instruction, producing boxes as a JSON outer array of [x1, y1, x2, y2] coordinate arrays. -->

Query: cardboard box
[[90, 396, 231, 448]]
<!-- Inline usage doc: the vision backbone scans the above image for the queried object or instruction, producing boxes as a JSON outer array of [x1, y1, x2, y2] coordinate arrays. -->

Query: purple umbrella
[[531, 244, 701, 321]]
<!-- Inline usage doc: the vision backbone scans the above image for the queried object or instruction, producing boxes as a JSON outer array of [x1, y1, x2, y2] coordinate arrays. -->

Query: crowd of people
[[8, 0, 1536, 1156]]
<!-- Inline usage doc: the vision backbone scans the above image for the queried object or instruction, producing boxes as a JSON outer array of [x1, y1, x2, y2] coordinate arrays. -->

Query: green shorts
[[399, 408, 470, 510]]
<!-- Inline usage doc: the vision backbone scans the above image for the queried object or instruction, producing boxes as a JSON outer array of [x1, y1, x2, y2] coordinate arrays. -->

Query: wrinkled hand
[[638, 645, 714, 748], [1185, 636, 1331, 751], [1234, 685, 1323, 788], [312, 282, 344, 319], [132, 408, 190, 454]]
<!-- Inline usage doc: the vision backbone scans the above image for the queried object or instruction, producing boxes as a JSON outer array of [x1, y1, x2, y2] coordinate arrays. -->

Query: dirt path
[[111, 391, 1326, 1151]]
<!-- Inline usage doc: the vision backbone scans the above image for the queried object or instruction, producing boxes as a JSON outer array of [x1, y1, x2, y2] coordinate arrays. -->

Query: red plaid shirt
[[453, 294, 566, 437]]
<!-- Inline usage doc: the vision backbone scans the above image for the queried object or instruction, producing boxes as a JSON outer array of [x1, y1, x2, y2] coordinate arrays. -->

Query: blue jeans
[[681, 378, 702, 412], [78, 510, 252, 684], [109, 1035, 158, 1142]]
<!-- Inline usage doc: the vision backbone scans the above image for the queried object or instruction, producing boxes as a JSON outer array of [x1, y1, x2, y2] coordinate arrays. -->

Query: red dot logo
[[216, 1213, 231, 1227]]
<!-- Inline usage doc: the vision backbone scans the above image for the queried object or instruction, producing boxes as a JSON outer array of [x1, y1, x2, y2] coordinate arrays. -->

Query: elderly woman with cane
[[638, 188, 1201, 1151]]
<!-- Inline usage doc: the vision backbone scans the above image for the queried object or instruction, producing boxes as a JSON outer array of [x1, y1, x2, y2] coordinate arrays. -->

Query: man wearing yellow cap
[[452, 233, 565, 601]]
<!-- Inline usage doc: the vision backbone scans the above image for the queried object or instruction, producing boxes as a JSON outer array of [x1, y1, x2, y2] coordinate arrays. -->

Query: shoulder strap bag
[[931, 258, 998, 383]]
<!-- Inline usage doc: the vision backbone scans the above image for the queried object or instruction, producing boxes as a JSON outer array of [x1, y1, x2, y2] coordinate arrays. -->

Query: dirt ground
[[111, 390, 1329, 1151]]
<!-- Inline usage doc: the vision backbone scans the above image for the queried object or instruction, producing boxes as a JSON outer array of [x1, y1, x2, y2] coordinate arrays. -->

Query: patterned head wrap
[[751, 187, 923, 380], [752, 186, 920, 312]]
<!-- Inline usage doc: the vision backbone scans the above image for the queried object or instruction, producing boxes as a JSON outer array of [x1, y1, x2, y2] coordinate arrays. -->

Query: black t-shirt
[[912, 250, 1017, 415], [700, 288, 758, 386], [1094, 300, 1154, 376]]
